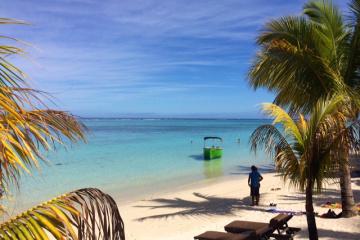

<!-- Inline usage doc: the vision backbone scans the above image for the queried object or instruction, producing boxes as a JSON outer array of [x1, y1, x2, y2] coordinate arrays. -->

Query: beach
[[119, 173, 360, 240], [5, 119, 359, 239], [2, 1, 359, 239]]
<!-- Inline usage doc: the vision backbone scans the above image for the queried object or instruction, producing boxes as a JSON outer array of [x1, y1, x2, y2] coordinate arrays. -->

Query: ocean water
[[10, 119, 273, 212]]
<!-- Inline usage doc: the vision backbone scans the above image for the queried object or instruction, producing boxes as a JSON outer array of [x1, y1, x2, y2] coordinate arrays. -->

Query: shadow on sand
[[297, 228, 360, 240], [277, 189, 360, 208], [352, 179, 360, 187], [351, 169, 360, 178], [134, 192, 268, 221]]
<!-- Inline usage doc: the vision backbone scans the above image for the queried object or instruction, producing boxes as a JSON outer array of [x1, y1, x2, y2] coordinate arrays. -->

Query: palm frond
[[249, 16, 343, 113], [0, 19, 87, 192], [249, 124, 300, 185], [0, 110, 87, 189], [0, 188, 125, 240], [343, 0, 360, 88], [304, 0, 347, 66], [250, 99, 355, 192], [307, 94, 345, 136], [260, 103, 303, 145]]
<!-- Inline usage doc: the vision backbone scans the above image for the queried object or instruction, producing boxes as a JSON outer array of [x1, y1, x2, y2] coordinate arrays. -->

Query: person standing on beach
[[248, 165, 263, 206]]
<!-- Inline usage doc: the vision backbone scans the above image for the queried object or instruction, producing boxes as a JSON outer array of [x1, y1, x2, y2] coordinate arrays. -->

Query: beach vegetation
[[248, 0, 360, 217], [250, 96, 360, 240]]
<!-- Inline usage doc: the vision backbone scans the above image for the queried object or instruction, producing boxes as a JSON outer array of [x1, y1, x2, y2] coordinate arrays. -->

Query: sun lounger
[[194, 214, 300, 240], [270, 214, 300, 235], [224, 221, 273, 239], [194, 230, 256, 240], [224, 214, 300, 240]]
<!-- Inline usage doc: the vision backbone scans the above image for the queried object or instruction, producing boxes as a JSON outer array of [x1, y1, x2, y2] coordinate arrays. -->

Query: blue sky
[[1, 0, 348, 117]]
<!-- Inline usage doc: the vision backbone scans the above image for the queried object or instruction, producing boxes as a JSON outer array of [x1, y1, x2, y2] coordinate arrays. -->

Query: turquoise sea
[[10, 119, 273, 212]]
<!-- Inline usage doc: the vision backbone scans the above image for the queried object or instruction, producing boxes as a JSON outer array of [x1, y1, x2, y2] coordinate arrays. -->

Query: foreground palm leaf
[[0, 109, 86, 188], [0, 18, 125, 240], [0, 19, 86, 192], [0, 188, 125, 240]]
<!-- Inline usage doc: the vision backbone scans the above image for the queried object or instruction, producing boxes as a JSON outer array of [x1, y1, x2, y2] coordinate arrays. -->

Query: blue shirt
[[249, 171, 261, 187]]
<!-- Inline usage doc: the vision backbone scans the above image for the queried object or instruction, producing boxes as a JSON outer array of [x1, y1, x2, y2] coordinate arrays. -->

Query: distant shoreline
[[79, 117, 272, 120]]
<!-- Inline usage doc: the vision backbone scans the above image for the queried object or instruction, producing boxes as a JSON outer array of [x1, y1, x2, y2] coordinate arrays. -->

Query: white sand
[[118, 173, 360, 240]]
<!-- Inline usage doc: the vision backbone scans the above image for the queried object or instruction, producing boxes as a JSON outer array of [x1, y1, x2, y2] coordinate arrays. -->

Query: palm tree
[[248, 0, 360, 217], [0, 19, 125, 238], [250, 97, 360, 240]]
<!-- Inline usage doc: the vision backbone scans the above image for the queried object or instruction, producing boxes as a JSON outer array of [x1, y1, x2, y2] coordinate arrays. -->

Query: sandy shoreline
[[118, 173, 360, 240]]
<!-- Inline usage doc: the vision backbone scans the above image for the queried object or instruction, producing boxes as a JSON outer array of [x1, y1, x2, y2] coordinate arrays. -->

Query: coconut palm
[[0, 18, 125, 239], [248, 0, 360, 217], [250, 97, 360, 240]]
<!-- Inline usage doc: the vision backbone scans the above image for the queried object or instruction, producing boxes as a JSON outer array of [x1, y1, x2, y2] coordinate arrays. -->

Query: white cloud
[[0, 0, 349, 114]]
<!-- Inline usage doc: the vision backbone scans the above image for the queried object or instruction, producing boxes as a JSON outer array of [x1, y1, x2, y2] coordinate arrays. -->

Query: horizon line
[[78, 117, 270, 120]]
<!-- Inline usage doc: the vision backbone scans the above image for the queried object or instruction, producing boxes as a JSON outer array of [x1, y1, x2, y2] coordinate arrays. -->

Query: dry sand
[[118, 173, 360, 240]]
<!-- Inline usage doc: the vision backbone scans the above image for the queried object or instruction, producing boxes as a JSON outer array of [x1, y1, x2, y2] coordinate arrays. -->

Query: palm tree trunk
[[305, 182, 318, 240], [340, 154, 356, 217]]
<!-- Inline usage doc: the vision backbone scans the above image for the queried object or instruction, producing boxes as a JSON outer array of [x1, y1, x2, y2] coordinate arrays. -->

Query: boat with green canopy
[[203, 136, 223, 160]]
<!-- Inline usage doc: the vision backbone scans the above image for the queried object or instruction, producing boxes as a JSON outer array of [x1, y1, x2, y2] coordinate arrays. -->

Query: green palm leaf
[[0, 188, 125, 240], [0, 16, 125, 240], [248, 0, 360, 219], [0, 19, 87, 192], [249, 96, 359, 192], [260, 103, 303, 145], [249, 1, 349, 113]]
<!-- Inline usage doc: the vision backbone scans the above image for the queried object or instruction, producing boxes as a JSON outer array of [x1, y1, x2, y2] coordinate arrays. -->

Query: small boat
[[203, 136, 223, 160]]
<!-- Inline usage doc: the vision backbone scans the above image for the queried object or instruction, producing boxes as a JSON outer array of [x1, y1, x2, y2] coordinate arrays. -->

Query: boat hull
[[203, 147, 223, 160]]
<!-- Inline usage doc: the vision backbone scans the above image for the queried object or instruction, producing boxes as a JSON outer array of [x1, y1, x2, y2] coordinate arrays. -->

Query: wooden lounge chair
[[225, 221, 273, 239], [224, 214, 300, 240], [194, 230, 256, 240], [269, 214, 300, 236]]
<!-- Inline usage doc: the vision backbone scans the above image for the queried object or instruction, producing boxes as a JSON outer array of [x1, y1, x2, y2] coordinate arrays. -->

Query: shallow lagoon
[[11, 119, 272, 212]]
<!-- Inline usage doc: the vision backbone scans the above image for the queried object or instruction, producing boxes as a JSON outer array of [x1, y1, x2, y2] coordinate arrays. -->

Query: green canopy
[[204, 136, 222, 141]]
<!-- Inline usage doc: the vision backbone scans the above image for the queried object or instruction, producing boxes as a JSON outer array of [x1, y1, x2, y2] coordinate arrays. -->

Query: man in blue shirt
[[248, 165, 263, 206]]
